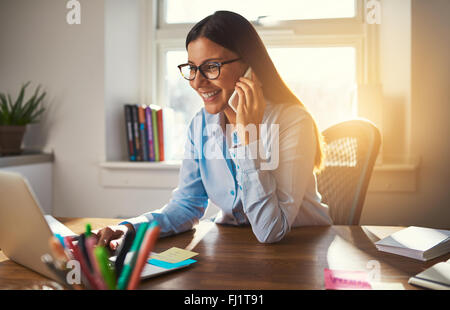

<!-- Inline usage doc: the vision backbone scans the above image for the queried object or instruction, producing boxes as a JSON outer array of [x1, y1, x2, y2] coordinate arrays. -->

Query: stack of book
[[124, 104, 165, 162]]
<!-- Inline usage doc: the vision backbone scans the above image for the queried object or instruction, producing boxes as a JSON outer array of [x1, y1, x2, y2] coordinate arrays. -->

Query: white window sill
[[99, 160, 181, 189], [99, 156, 420, 192]]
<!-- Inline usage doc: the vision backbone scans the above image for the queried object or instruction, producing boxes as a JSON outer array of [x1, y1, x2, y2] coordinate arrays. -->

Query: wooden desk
[[1, 218, 448, 290]]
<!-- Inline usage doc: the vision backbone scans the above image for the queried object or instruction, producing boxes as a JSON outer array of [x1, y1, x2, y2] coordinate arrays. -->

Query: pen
[[116, 222, 149, 290], [85, 235, 108, 290], [65, 236, 99, 290], [114, 229, 136, 279], [127, 221, 160, 290], [85, 223, 92, 237], [94, 246, 117, 290], [79, 233, 93, 272]]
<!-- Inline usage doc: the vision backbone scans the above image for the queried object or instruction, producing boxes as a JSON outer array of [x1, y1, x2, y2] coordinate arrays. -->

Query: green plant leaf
[[22, 90, 46, 123], [20, 85, 42, 122], [0, 82, 46, 126], [10, 82, 31, 123]]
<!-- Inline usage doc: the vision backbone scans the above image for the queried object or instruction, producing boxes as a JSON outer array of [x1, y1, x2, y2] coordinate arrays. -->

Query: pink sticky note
[[324, 268, 372, 290]]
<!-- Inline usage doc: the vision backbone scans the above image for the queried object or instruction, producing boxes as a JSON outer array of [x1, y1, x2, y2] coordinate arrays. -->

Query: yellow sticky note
[[151, 247, 198, 264]]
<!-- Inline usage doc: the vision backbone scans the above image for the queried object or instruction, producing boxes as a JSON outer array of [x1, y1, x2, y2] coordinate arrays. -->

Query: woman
[[95, 11, 332, 247]]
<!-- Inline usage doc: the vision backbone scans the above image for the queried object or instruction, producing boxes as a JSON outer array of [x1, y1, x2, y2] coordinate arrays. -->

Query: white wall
[[0, 163, 53, 214]]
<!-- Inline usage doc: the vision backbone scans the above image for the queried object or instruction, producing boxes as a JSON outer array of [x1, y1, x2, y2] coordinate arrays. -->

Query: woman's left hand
[[234, 71, 266, 145]]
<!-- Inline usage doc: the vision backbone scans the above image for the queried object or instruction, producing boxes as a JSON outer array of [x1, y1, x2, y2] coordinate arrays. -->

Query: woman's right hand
[[92, 223, 135, 251]]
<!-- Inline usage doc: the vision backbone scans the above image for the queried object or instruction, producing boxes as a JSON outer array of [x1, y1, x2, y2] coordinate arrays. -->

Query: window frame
[[141, 0, 379, 159]]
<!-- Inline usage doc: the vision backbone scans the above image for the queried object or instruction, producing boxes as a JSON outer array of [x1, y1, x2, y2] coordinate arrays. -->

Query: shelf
[[99, 160, 181, 189], [0, 150, 54, 168], [100, 160, 181, 170]]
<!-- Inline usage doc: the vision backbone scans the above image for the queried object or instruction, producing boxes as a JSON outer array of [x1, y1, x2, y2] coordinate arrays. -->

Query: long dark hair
[[186, 11, 325, 172]]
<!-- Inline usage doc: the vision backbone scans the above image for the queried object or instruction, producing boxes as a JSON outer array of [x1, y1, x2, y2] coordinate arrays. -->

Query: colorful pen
[[127, 221, 160, 290], [114, 229, 136, 279], [79, 233, 93, 272], [116, 222, 149, 290], [94, 246, 117, 290], [85, 235, 108, 290], [64, 236, 99, 290]]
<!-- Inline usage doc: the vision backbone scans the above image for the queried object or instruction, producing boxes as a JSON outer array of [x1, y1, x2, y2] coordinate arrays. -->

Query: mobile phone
[[228, 67, 252, 113]]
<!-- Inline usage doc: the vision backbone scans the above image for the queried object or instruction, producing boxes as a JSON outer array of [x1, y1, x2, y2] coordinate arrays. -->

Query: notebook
[[408, 258, 450, 290], [374, 226, 450, 261]]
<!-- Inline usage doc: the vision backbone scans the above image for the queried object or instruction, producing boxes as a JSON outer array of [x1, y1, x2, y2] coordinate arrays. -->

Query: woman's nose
[[191, 71, 209, 89]]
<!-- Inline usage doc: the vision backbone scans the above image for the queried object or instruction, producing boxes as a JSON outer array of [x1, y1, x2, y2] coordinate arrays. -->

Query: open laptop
[[0, 171, 78, 282], [0, 171, 193, 287]]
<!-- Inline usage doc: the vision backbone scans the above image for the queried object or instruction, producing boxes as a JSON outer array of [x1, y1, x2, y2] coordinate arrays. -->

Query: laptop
[[0, 171, 193, 287]]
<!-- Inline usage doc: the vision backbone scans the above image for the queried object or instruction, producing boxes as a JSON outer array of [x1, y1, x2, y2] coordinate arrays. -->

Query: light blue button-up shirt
[[124, 102, 332, 243]]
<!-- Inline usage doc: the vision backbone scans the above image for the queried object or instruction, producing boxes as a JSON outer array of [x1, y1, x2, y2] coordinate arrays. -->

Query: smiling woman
[[95, 10, 333, 246]]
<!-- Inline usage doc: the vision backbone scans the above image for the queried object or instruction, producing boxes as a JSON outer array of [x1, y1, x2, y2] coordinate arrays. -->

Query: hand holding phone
[[228, 67, 252, 113]]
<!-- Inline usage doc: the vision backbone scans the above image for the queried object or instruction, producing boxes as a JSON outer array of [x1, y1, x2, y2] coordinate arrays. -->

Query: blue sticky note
[[148, 258, 196, 269]]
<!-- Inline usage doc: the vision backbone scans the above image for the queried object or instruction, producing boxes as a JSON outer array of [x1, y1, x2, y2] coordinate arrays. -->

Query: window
[[153, 0, 367, 160], [163, 0, 356, 24]]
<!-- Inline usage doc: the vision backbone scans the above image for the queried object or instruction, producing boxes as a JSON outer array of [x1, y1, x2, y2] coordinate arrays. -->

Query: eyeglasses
[[177, 58, 241, 81]]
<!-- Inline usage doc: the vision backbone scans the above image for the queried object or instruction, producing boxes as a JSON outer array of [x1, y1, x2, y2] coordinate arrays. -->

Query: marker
[[85, 223, 92, 237], [85, 235, 108, 290], [116, 222, 149, 290], [94, 246, 117, 290], [79, 233, 93, 272], [127, 221, 160, 290], [64, 236, 99, 290], [114, 229, 136, 279]]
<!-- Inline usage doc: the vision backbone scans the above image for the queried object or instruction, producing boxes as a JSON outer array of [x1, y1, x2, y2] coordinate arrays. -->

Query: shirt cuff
[[119, 214, 154, 232]]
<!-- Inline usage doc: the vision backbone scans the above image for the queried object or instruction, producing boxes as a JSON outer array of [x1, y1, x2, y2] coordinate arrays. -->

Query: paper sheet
[[151, 247, 198, 264]]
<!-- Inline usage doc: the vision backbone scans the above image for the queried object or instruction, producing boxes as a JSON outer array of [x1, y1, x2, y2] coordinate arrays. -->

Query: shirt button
[[230, 190, 235, 196], [239, 185, 243, 190], [237, 165, 240, 169]]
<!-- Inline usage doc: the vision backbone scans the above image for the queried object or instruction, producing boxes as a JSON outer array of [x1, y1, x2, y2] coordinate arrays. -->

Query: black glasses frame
[[177, 58, 241, 81]]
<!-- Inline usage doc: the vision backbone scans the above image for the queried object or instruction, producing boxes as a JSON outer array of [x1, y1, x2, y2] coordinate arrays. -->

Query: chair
[[316, 119, 381, 225]]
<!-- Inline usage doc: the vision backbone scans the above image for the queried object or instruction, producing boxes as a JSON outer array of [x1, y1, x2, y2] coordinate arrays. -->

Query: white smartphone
[[228, 67, 252, 113]]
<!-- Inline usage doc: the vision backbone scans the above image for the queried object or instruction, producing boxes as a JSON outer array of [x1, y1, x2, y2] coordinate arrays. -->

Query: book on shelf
[[131, 105, 142, 161], [124, 104, 165, 162], [145, 106, 155, 161], [150, 105, 160, 162], [124, 104, 136, 161], [138, 105, 149, 161]]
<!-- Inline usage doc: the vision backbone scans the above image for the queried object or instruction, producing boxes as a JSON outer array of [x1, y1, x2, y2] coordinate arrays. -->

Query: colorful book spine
[[151, 107, 160, 162], [157, 108, 164, 162], [124, 105, 136, 161], [138, 105, 149, 161], [131, 105, 142, 161], [145, 106, 155, 161]]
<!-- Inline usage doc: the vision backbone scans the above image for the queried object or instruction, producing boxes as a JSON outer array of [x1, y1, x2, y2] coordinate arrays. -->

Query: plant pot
[[0, 125, 26, 156]]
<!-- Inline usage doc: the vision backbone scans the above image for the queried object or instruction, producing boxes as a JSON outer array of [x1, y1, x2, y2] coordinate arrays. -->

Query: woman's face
[[187, 37, 247, 114]]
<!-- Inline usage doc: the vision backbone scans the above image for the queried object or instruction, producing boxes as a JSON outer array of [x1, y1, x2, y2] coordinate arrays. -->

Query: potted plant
[[0, 82, 46, 155]]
